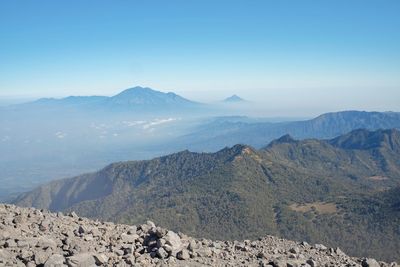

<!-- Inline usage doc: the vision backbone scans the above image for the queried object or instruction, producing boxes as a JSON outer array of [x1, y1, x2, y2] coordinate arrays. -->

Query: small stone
[[188, 240, 197, 251], [306, 259, 317, 267], [44, 254, 65, 267], [127, 225, 137, 235], [177, 249, 190, 260], [121, 233, 139, 243], [300, 241, 309, 246], [115, 249, 124, 256], [122, 244, 135, 255], [12, 215, 24, 224], [197, 247, 212, 258], [156, 247, 168, 259], [314, 244, 328, 251], [257, 251, 268, 259], [66, 253, 96, 267], [69, 212, 78, 218], [5, 239, 17, 248], [35, 251, 51, 265], [335, 247, 345, 255], [271, 259, 287, 267], [362, 258, 380, 267], [37, 237, 57, 249], [16, 239, 29, 248], [146, 220, 156, 228], [155, 227, 166, 238], [90, 228, 101, 237], [78, 225, 88, 234], [93, 254, 109, 265], [0, 249, 12, 261], [163, 244, 173, 254]]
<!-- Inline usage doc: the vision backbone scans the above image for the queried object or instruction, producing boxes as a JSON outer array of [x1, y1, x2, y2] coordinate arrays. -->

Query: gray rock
[[35, 251, 51, 265], [69, 212, 78, 218], [5, 239, 17, 248], [44, 254, 65, 267], [93, 254, 109, 265], [127, 225, 137, 235], [66, 254, 96, 267], [155, 227, 167, 238], [362, 258, 381, 267], [37, 237, 57, 249], [0, 249, 12, 261], [163, 244, 173, 254], [306, 259, 317, 267], [16, 239, 30, 248], [271, 259, 288, 267], [162, 231, 182, 252], [314, 244, 328, 251], [300, 241, 309, 247], [177, 249, 190, 260], [146, 220, 156, 228], [197, 247, 212, 257], [156, 247, 169, 259], [121, 233, 138, 243], [78, 225, 88, 235], [335, 247, 345, 256]]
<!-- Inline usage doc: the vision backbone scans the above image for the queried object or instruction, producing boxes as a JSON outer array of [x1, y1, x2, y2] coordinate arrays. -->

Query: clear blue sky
[[0, 0, 399, 113]]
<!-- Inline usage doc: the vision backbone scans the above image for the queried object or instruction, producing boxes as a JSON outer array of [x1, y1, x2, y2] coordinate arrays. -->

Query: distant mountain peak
[[277, 134, 296, 143], [109, 86, 199, 107], [223, 95, 245, 103], [266, 134, 297, 148], [112, 86, 159, 97]]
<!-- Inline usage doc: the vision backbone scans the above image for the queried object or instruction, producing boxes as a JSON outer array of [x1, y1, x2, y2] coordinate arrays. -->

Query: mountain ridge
[[179, 110, 400, 151]]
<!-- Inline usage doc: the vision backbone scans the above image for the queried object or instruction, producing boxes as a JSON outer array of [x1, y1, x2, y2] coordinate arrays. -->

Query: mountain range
[[179, 110, 400, 151], [14, 128, 400, 262]]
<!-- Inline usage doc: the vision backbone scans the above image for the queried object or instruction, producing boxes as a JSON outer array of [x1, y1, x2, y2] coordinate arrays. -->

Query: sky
[[0, 0, 399, 114]]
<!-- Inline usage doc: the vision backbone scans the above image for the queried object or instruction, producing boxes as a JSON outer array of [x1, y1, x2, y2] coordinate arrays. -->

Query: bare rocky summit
[[0, 204, 398, 267]]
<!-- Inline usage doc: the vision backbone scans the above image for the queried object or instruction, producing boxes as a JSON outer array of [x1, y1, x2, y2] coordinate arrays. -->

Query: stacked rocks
[[0, 204, 398, 267]]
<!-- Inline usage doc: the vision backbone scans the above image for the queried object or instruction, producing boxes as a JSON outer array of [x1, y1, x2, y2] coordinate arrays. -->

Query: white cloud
[[142, 118, 177, 130], [55, 132, 67, 139], [122, 120, 146, 127]]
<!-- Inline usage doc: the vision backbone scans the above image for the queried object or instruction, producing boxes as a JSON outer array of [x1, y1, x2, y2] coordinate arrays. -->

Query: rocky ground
[[0, 204, 398, 267]]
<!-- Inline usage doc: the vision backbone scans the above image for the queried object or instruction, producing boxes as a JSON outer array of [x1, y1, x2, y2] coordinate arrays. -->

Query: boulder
[[162, 231, 182, 253]]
